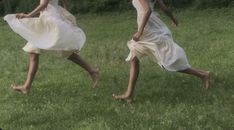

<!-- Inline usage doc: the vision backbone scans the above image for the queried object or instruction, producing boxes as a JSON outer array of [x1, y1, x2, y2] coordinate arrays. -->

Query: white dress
[[126, 0, 191, 71], [4, 0, 86, 57]]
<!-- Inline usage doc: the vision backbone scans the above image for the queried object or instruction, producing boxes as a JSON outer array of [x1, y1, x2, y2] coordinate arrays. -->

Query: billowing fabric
[[4, 0, 86, 57], [126, 0, 191, 71]]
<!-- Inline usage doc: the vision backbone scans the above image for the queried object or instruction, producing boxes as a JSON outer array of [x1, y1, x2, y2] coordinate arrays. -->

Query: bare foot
[[202, 71, 211, 90], [90, 70, 99, 88], [11, 85, 29, 95], [112, 93, 133, 103]]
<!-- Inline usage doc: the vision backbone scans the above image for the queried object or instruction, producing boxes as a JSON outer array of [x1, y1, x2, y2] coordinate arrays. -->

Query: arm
[[133, 0, 152, 41], [16, 0, 49, 19], [62, 0, 69, 10], [156, 0, 178, 26]]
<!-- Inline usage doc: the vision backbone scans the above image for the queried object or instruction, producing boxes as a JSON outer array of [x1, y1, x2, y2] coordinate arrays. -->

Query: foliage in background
[[0, 0, 131, 15], [0, 0, 234, 15]]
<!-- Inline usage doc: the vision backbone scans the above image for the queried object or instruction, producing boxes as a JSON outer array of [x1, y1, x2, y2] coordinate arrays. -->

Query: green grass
[[0, 8, 234, 130]]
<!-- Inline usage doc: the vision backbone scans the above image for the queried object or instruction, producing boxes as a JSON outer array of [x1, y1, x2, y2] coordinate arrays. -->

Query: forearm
[[163, 9, 177, 23], [156, 0, 177, 23], [139, 9, 152, 33], [27, 1, 49, 17], [27, 6, 44, 17], [138, 0, 152, 33]]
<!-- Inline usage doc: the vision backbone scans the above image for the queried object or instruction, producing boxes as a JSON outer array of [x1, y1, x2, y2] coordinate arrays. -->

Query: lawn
[[0, 8, 234, 130]]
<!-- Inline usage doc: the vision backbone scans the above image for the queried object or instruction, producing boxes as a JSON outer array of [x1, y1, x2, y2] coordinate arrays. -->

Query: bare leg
[[12, 53, 39, 94], [68, 53, 99, 88], [113, 57, 140, 103], [179, 68, 210, 90]]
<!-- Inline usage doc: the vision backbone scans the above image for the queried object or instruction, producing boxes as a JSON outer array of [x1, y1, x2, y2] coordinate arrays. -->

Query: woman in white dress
[[113, 0, 210, 103], [4, 0, 99, 94]]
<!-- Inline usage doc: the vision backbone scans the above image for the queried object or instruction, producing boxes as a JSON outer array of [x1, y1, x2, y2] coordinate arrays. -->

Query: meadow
[[0, 8, 234, 130]]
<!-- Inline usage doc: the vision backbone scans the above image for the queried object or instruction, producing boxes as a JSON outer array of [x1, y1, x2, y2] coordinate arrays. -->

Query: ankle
[[124, 93, 132, 98], [23, 84, 31, 89]]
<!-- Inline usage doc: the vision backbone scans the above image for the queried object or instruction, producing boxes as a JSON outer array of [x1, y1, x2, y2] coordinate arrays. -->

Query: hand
[[132, 31, 142, 41], [172, 19, 178, 27], [16, 13, 29, 19]]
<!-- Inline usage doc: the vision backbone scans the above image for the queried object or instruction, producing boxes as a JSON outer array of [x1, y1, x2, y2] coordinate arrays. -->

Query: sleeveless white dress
[[4, 0, 86, 57], [126, 0, 191, 71]]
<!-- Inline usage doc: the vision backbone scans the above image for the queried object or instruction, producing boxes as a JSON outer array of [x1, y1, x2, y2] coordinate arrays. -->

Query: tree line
[[0, 0, 234, 15]]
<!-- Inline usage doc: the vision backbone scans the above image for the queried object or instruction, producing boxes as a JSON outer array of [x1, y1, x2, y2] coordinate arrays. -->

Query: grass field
[[0, 8, 234, 130]]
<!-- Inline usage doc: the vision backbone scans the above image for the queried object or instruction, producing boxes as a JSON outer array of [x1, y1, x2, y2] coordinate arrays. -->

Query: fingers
[[171, 22, 177, 27], [15, 13, 27, 19], [15, 13, 21, 19], [133, 32, 141, 41], [174, 20, 179, 26], [16, 14, 23, 19], [171, 21, 178, 27], [133, 36, 139, 41]]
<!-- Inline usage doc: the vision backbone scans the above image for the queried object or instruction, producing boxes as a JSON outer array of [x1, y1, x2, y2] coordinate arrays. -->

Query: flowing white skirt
[[4, 4, 86, 57], [126, 13, 191, 71], [126, 37, 191, 71]]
